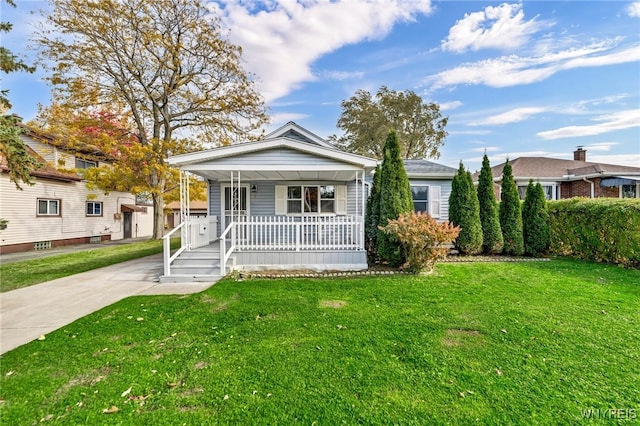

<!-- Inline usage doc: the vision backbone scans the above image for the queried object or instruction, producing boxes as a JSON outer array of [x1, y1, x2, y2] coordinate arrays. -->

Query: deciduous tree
[[330, 86, 448, 159], [35, 0, 268, 238]]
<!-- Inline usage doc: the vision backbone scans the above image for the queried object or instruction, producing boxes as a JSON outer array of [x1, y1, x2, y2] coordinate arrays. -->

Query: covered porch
[[161, 129, 377, 282]]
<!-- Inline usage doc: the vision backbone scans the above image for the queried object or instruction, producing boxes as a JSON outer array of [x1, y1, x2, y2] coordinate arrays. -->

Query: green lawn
[[0, 239, 180, 292], [1, 260, 638, 424]]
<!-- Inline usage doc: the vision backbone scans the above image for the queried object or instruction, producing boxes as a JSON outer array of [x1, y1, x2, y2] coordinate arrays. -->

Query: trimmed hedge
[[548, 198, 640, 267]]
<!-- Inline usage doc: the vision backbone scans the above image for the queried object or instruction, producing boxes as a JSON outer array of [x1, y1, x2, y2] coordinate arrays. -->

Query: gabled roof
[[403, 159, 457, 178], [265, 121, 334, 148], [488, 157, 640, 181], [0, 145, 81, 183], [20, 123, 114, 161]]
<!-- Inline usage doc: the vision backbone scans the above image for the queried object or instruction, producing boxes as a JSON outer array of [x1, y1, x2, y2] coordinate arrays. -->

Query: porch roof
[[168, 137, 378, 181]]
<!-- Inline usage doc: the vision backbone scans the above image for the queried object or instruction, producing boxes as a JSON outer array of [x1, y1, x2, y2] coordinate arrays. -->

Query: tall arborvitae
[[365, 164, 382, 258], [449, 161, 483, 255], [522, 180, 550, 256], [477, 154, 503, 254], [377, 130, 413, 266], [499, 160, 524, 255]]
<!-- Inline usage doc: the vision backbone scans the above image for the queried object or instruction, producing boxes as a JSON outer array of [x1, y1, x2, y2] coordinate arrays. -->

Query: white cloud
[[426, 40, 640, 90], [321, 70, 365, 81], [537, 109, 640, 139], [211, 0, 433, 103], [627, 2, 640, 17], [442, 3, 548, 53], [586, 142, 620, 152], [269, 112, 310, 127], [469, 107, 547, 126], [439, 100, 463, 111], [589, 153, 640, 167]]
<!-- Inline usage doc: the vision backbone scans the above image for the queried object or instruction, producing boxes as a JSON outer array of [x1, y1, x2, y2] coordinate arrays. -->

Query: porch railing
[[162, 222, 186, 277], [232, 215, 362, 251]]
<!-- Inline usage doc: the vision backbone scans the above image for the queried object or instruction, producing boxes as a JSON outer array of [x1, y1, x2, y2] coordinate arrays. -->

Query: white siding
[[0, 174, 153, 248]]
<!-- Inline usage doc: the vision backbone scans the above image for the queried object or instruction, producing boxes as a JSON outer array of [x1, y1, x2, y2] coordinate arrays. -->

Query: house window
[[622, 184, 638, 198], [517, 184, 554, 200], [75, 158, 97, 169], [287, 185, 335, 214], [86, 201, 103, 216], [37, 199, 60, 216], [411, 186, 429, 212]]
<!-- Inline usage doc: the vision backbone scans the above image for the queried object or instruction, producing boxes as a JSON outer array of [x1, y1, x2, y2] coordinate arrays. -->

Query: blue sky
[[3, 1, 640, 172]]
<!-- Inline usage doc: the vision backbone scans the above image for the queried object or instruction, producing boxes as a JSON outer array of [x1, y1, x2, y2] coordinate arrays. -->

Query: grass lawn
[[0, 259, 638, 424], [0, 239, 180, 292]]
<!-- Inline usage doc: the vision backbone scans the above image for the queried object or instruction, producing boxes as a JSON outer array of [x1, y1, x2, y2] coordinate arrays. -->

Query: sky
[[2, 0, 640, 172]]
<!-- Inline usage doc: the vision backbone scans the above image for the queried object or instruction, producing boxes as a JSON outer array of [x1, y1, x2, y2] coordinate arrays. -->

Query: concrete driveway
[[0, 253, 217, 354]]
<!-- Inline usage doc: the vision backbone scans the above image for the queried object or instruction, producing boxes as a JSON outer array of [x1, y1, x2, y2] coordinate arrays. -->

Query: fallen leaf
[[102, 406, 119, 414], [495, 368, 503, 376], [500, 329, 507, 334], [5, 371, 14, 376], [37, 335, 46, 341], [40, 414, 54, 421], [223, 394, 229, 400], [136, 317, 144, 321], [167, 382, 180, 388], [121, 387, 132, 397], [459, 392, 465, 398]]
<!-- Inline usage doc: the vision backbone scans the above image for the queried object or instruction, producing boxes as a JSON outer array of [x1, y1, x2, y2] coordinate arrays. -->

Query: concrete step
[[158, 274, 222, 283]]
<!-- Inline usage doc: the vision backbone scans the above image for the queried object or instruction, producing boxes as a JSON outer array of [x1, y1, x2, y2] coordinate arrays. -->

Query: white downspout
[[583, 177, 594, 198]]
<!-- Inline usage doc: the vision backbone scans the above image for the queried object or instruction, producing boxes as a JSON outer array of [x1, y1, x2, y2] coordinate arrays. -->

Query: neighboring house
[[0, 125, 153, 254], [165, 200, 208, 229], [404, 159, 456, 221], [161, 122, 455, 281], [482, 148, 640, 200]]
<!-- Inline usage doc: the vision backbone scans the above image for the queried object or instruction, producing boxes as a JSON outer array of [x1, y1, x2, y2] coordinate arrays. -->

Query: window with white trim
[[276, 184, 347, 215], [75, 158, 97, 169], [622, 184, 638, 198], [411, 186, 428, 212], [409, 184, 441, 218], [86, 201, 103, 216], [287, 185, 335, 213], [517, 184, 554, 200], [37, 199, 60, 216]]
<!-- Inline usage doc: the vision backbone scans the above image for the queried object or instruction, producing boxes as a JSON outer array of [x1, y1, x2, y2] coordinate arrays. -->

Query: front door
[[123, 212, 132, 239], [222, 185, 249, 229]]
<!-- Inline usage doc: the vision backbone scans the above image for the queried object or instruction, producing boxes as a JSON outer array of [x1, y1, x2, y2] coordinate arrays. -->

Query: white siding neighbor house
[[162, 122, 456, 282], [0, 126, 153, 254]]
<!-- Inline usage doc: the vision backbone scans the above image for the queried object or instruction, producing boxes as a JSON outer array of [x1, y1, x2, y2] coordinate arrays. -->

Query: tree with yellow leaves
[[35, 0, 268, 238]]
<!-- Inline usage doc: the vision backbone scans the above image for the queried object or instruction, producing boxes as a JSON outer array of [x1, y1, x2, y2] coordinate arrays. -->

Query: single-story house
[[481, 148, 640, 200], [0, 124, 153, 254], [161, 122, 455, 282]]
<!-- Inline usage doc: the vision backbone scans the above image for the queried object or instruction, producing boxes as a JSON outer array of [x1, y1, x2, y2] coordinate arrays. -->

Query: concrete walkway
[[0, 253, 218, 354]]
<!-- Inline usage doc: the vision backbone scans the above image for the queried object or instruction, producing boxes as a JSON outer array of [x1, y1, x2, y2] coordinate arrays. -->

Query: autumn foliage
[[379, 211, 460, 274]]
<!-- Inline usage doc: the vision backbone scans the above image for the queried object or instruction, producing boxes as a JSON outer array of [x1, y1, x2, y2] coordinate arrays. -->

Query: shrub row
[[548, 198, 640, 267]]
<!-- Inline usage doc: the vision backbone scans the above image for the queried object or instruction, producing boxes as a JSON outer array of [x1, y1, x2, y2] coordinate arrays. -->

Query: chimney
[[574, 146, 586, 161]]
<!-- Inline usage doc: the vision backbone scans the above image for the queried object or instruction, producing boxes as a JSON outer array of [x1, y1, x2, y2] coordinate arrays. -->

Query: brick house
[[479, 148, 640, 200]]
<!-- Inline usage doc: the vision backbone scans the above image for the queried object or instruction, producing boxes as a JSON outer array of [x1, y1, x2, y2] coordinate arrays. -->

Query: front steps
[[159, 245, 230, 283]]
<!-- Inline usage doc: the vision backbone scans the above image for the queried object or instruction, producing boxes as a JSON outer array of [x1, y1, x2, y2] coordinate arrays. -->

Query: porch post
[[360, 169, 366, 250]]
